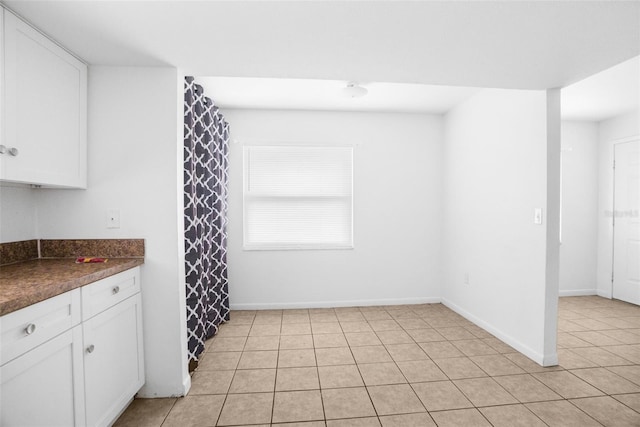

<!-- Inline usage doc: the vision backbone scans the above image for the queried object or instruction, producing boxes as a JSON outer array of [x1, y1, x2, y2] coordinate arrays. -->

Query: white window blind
[[243, 146, 353, 250]]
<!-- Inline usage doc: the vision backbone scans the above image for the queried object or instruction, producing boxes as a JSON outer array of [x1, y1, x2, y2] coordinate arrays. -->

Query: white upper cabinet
[[1, 9, 87, 188]]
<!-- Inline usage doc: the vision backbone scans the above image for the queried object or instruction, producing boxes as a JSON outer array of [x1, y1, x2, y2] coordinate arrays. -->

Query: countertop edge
[[0, 259, 144, 316]]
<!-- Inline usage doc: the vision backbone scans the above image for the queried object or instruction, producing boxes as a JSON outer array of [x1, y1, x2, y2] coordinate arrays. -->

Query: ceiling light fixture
[[342, 82, 368, 98]]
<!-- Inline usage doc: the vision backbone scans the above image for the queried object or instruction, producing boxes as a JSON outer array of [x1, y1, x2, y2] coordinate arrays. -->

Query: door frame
[[609, 135, 640, 299]]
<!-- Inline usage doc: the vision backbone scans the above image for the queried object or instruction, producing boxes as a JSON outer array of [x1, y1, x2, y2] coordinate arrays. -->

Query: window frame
[[242, 144, 354, 251]]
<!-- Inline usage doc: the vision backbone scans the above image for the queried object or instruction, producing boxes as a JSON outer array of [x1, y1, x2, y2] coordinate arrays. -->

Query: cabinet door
[[0, 325, 85, 427], [2, 10, 87, 188], [0, 8, 4, 178], [83, 293, 144, 427]]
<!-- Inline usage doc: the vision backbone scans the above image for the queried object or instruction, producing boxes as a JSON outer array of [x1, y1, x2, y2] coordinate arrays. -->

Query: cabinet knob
[[86, 344, 95, 354], [112, 286, 120, 295], [8, 147, 19, 156], [0, 145, 6, 154], [25, 323, 37, 335]]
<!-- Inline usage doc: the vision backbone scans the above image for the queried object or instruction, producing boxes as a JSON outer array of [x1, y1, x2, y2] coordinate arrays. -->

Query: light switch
[[107, 209, 120, 229], [534, 208, 543, 225]]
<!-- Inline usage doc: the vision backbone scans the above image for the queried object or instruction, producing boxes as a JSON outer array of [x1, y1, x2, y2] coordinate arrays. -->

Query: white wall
[[0, 184, 38, 243], [559, 121, 599, 295], [596, 109, 640, 297], [442, 88, 560, 366], [224, 109, 443, 309], [35, 66, 190, 397]]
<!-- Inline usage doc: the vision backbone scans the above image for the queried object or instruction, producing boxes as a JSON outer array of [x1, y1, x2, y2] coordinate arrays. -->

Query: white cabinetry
[[0, 267, 144, 427], [82, 271, 144, 427], [0, 7, 4, 176], [1, 327, 86, 427], [0, 290, 85, 427], [0, 8, 87, 188]]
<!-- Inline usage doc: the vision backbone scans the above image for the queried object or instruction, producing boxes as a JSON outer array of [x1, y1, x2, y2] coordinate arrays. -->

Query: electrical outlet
[[464, 273, 470, 285], [107, 209, 120, 229]]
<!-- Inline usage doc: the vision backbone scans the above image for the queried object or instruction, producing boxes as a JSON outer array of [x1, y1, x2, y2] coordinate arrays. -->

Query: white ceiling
[[199, 77, 480, 114], [3, 1, 639, 91], [200, 58, 639, 119], [2, 1, 637, 120], [561, 56, 639, 122]]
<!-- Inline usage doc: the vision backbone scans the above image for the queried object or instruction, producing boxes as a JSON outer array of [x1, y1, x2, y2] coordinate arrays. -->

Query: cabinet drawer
[[82, 267, 140, 321], [1, 288, 81, 366]]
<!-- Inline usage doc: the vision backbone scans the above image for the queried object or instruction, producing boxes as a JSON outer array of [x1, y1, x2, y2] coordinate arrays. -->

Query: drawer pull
[[24, 323, 37, 335], [86, 344, 95, 354], [112, 286, 120, 295]]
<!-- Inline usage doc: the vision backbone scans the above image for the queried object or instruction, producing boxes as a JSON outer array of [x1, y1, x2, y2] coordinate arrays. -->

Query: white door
[[613, 140, 640, 305]]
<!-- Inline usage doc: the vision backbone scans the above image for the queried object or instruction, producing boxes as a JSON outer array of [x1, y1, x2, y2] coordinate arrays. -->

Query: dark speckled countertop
[[0, 258, 144, 316], [0, 239, 145, 316]]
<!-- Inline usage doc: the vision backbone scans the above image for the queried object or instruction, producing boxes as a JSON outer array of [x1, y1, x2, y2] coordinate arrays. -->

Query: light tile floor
[[115, 296, 640, 426]]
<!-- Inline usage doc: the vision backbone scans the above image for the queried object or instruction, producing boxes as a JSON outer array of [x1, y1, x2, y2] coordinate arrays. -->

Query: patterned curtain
[[183, 76, 230, 366]]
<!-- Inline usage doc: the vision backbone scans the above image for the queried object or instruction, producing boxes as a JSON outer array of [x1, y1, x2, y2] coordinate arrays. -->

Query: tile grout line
[[217, 311, 256, 426], [268, 317, 281, 425]]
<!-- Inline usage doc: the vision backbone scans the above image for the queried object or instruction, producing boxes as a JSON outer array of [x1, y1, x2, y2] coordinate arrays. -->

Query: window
[[243, 145, 353, 250]]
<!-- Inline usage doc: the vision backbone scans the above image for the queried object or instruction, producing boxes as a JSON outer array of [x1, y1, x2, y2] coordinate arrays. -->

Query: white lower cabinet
[[0, 267, 143, 427], [1, 326, 85, 426], [83, 293, 144, 427]]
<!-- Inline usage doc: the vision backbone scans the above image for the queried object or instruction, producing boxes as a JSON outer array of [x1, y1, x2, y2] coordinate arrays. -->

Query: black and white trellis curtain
[[184, 76, 230, 365]]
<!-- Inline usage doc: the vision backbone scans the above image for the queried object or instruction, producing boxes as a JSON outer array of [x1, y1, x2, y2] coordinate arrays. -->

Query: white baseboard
[[182, 371, 192, 396], [136, 372, 191, 398], [442, 298, 556, 367], [597, 289, 612, 299], [542, 352, 559, 366], [558, 289, 597, 297], [230, 296, 442, 311]]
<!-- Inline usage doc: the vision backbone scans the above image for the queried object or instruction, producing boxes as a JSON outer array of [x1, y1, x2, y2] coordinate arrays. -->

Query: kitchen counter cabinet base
[[83, 293, 144, 427], [0, 267, 143, 427]]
